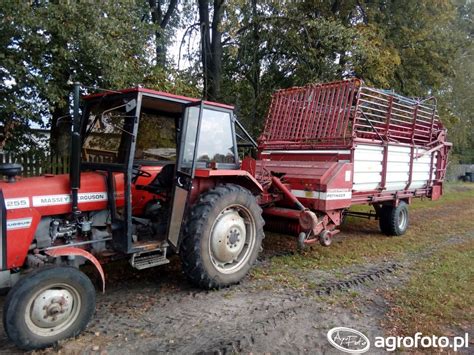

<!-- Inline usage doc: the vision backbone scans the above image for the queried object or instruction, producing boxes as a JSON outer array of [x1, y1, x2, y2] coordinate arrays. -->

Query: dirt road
[[0, 186, 472, 354]]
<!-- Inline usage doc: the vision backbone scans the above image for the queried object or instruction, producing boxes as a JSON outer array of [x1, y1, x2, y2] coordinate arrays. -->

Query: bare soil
[[0, 198, 472, 354]]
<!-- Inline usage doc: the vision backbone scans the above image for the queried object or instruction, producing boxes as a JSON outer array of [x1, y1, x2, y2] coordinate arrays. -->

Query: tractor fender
[[194, 169, 264, 195], [45, 247, 105, 293]]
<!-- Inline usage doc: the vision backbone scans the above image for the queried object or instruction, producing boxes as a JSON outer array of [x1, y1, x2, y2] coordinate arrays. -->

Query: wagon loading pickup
[[0, 79, 451, 349]]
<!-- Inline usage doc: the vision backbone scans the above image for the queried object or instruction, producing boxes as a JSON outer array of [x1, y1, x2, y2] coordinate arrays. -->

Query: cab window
[[196, 109, 236, 164], [134, 112, 177, 162]]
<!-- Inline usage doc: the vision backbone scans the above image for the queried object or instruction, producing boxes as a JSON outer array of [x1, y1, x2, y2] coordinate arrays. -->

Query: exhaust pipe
[[70, 82, 81, 215]]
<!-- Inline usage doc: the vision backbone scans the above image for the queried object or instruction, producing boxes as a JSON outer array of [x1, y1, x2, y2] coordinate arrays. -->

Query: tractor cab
[[80, 89, 239, 262]]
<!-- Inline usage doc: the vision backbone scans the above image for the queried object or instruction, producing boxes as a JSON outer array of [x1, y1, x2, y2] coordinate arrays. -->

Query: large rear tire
[[379, 201, 409, 236], [3, 266, 96, 350], [180, 184, 264, 289]]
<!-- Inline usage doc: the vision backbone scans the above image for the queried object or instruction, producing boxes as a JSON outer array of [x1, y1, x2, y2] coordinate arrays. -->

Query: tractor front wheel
[[3, 266, 96, 350], [180, 184, 264, 289]]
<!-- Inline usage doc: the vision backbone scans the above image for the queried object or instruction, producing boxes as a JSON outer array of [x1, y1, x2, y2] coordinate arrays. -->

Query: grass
[[384, 239, 474, 336], [249, 182, 474, 342], [251, 183, 474, 290]]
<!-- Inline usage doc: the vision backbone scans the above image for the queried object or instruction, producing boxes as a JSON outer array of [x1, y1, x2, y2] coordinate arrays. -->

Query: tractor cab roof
[[82, 87, 234, 111]]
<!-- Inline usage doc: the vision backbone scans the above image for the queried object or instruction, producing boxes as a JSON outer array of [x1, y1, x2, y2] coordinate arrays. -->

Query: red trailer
[[256, 78, 451, 247]]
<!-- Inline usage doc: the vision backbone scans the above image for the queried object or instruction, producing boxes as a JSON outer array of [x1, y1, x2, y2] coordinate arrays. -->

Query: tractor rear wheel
[[3, 266, 95, 350], [379, 201, 409, 236], [180, 184, 264, 289]]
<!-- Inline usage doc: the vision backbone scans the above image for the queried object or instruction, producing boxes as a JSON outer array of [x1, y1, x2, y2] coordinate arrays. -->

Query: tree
[[198, 0, 225, 101], [355, 0, 459, 96], [215, 0, 465, 138], [147, 0, 179, 66], [438, 0, 474, 163], [0, 1, 153, 155], [219, 1, 363, 132]]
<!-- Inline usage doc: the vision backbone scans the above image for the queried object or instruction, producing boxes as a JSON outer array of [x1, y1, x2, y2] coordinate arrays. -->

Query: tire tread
[[180, 184, 264, 289]]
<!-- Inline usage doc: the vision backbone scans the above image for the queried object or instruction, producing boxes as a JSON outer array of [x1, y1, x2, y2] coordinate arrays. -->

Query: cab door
[[167, 102, 203, 248]]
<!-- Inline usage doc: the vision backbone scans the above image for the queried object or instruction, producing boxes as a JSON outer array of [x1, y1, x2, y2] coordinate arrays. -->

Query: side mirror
[[125, 99, 137, 113], [55, 115, 72, 127]]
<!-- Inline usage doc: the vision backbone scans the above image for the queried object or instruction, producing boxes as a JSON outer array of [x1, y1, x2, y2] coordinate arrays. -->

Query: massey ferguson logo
[[32, 193, 107, 207], [33, 194, 70, 206], [78, 192, 107, 202]]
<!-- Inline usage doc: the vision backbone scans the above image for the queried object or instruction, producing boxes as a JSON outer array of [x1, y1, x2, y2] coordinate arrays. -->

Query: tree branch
[[178, 23, 200, 70], [160, 0, 178, 29]]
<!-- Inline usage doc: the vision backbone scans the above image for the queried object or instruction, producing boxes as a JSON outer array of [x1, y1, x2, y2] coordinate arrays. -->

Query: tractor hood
[[0, 172, 124, 215]]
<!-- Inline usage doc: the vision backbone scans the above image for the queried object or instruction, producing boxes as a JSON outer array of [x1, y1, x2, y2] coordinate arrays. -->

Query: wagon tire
[[378, 206, 391, 235], [180, 184, 264, 289], [319, 230, 332, 247], [379, 201, 409, 236], [3, 266, 95, 350], [297, 232, 307, 251]]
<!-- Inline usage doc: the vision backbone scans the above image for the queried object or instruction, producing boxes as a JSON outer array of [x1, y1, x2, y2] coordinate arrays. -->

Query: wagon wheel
[[379, 201, 409, 236], [319, 230, 332, 247], [297, 232, 307, 251]]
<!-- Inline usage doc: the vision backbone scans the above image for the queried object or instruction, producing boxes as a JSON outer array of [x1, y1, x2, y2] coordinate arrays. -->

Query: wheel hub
[[211, 210, 246, 264], [30, 289, 74, 329], [398, 209, 407, 230], [228, 228, 240, 245]]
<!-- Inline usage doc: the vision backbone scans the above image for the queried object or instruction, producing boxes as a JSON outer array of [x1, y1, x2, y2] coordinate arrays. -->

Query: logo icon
[[327, 327, 370, 354]]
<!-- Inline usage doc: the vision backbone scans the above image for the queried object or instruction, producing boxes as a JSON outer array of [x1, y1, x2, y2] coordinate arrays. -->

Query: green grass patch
[[385, 239, 474, 336], [268, 202, 473, 270], [251, 183, 474, 289], [410, 182, 474, 210]]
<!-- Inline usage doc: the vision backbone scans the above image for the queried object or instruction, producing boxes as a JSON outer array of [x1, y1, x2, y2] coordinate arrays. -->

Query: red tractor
[[0, 79, 451, 349], [0, 84, 265, 349]]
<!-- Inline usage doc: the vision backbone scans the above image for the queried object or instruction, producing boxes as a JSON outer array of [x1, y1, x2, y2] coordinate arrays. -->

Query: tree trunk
[[149, 0, 178, 67], [155, 32, 167, 67], [199, 0, 211, 98], [198, 0, 224, 101], [208, 0, 224, 101], [50, 104, 71, 157], [250, 0, 260, 130]]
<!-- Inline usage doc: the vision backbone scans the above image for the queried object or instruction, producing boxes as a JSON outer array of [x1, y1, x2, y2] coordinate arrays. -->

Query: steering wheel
[[132, 166, 152, 183]]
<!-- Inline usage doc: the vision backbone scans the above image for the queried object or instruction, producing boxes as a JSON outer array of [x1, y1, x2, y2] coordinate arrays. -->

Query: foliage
[[358, 0, 459, 95], [438, 0, 474, 163], [216, 0, 468, 142], [0, 0, 472, 160], [143, 65, 201, 98], [220, 1, 363, 133], [0, 1, 155, 154]]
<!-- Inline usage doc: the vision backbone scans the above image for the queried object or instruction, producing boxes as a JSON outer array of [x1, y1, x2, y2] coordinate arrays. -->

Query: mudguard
[[45, 247, 105, 292]]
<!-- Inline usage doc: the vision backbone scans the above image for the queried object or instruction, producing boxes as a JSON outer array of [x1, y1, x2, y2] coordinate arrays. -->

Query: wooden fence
[[2, 148, 256, 177], [0, 152, 70, 177], [0, 149, 119, 177]]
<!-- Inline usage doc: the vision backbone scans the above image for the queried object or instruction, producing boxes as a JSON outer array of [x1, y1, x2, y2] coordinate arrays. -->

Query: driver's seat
[[136, 164, 175, 194]]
